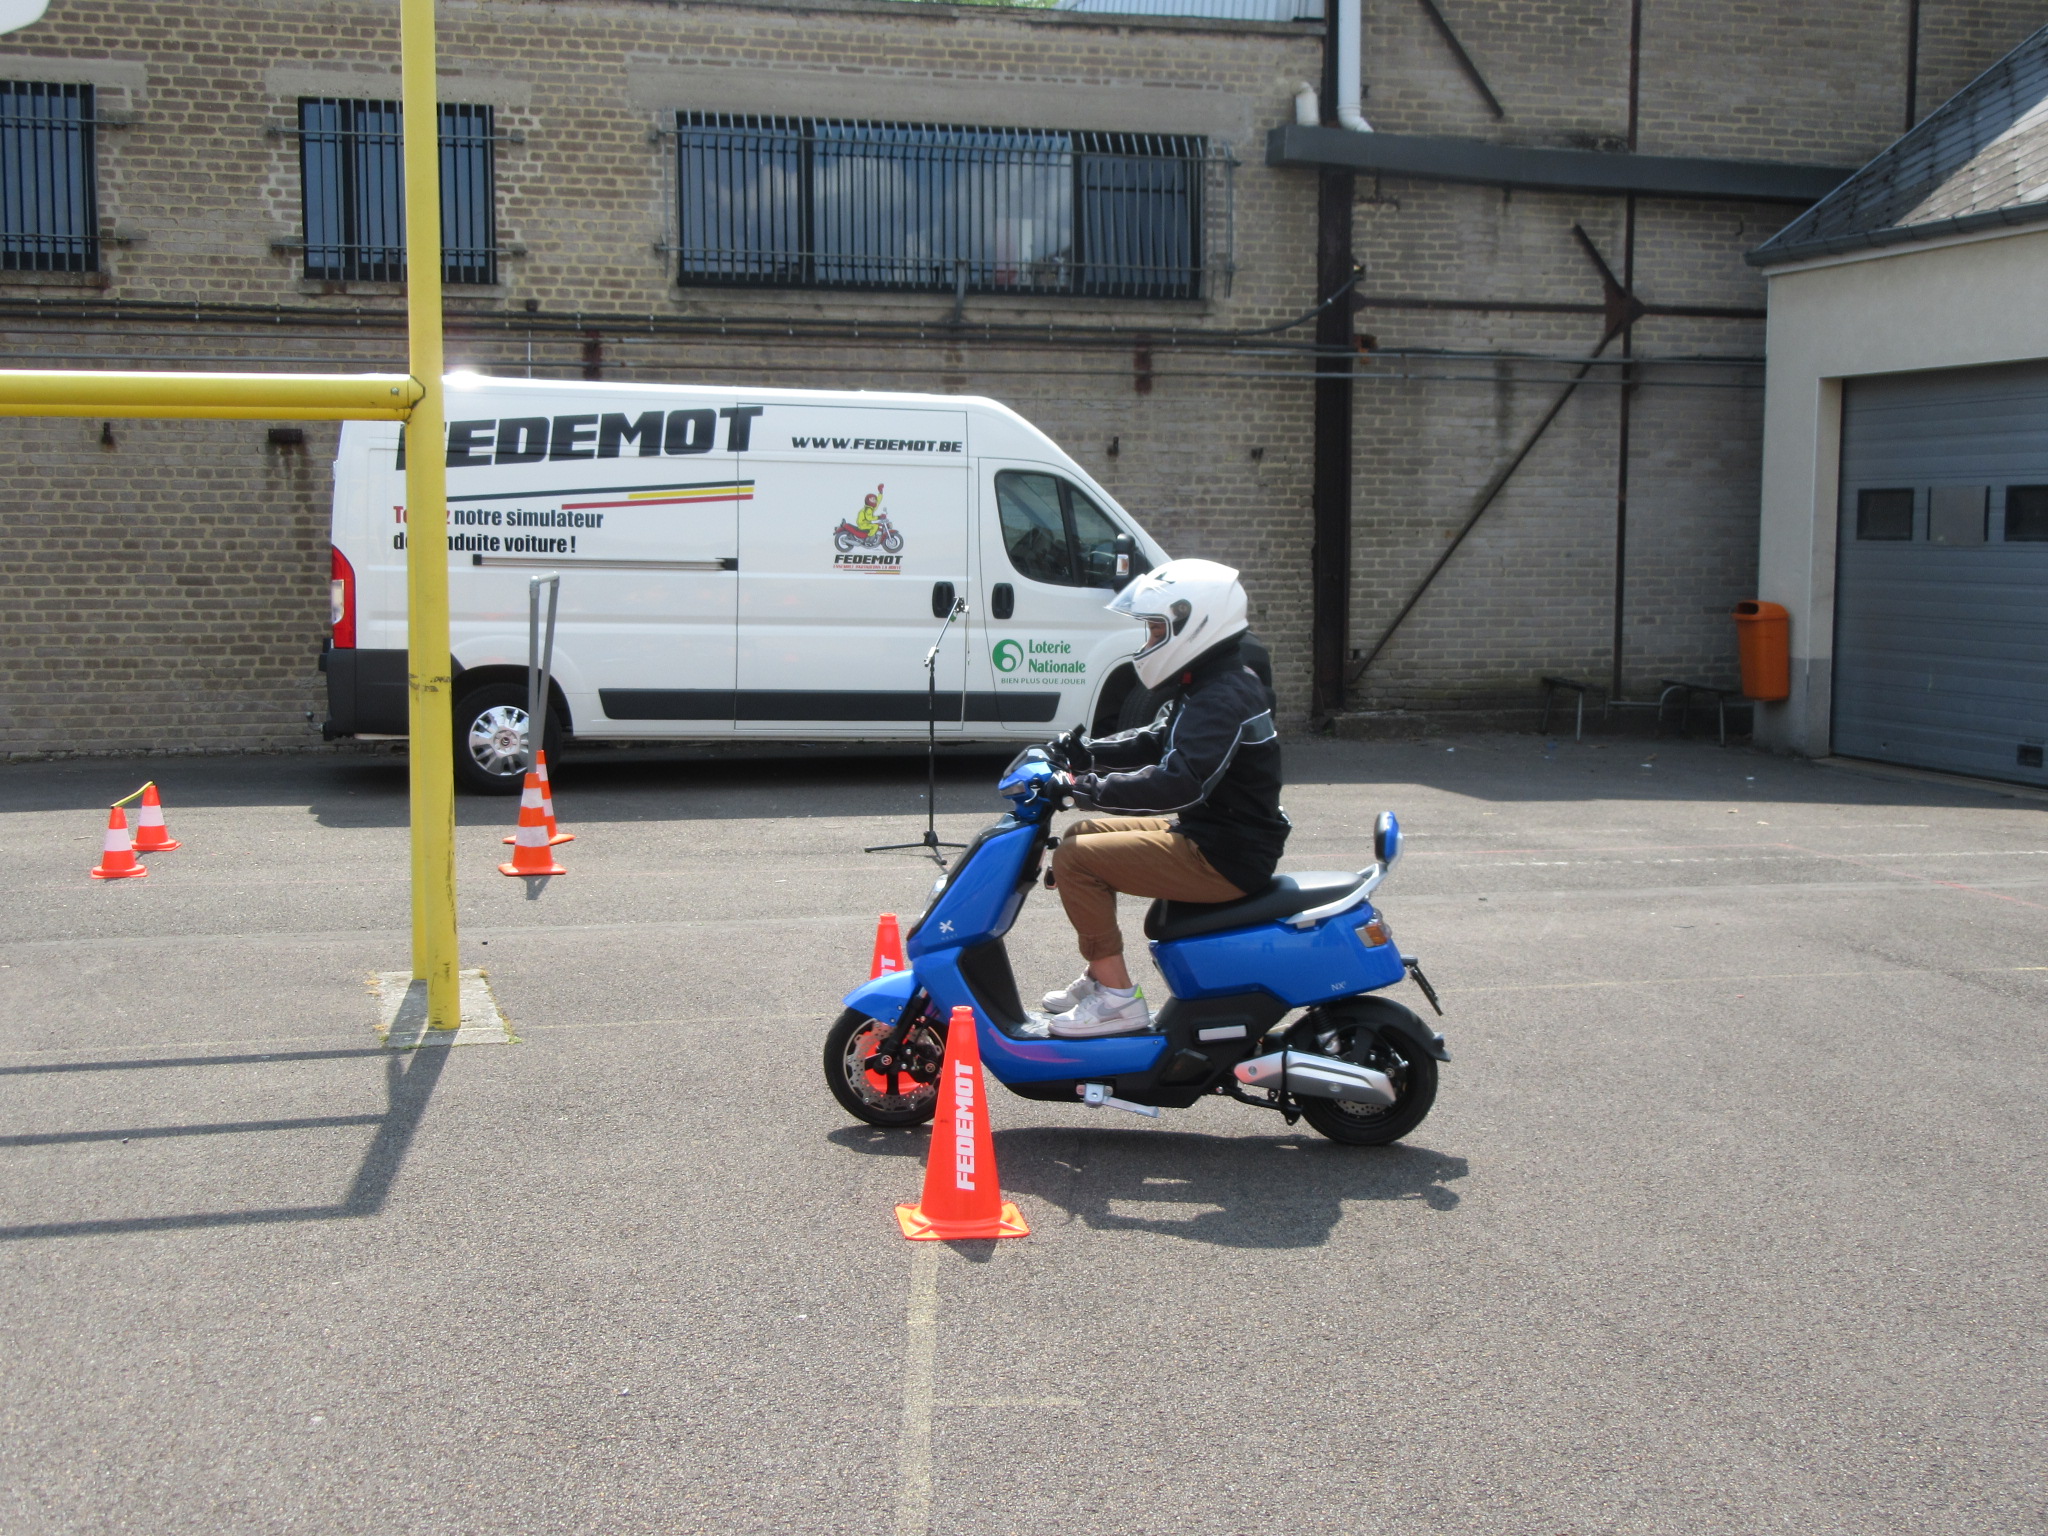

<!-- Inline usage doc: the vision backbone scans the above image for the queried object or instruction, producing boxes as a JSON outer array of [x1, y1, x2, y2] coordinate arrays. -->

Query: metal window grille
[[299, 99, 497, 285], [0, 82, 97, 272], [676, 115, 1210, 300]]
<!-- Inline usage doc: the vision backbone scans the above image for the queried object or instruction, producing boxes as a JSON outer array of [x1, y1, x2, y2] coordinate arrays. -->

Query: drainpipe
[[1310, 3, 1360, 721], [1335, 0, 1371, 132]]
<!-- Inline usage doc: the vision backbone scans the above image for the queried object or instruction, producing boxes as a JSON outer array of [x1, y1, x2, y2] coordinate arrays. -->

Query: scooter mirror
[[1374, 810, 1402, 868]]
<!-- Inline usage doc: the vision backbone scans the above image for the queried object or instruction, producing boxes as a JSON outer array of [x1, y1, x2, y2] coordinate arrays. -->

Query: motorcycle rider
[[855, 487, 883, 538], [1039, 558, 1289, 1038]]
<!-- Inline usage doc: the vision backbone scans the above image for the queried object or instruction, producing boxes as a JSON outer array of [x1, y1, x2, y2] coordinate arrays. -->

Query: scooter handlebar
[[996, 751, 1076, 813]]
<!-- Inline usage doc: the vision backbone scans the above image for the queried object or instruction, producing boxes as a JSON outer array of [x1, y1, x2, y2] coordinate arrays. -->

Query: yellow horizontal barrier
[[0, 370, 423, 420]]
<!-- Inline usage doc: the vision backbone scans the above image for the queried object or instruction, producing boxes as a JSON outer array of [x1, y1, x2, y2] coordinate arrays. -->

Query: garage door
[[1835, 360, 2048, 786]]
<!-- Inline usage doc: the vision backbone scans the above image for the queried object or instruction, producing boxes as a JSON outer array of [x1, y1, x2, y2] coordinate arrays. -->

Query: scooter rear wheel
[[824, 1007, 943, 1127], [1293, 1020, 1438, 1146]]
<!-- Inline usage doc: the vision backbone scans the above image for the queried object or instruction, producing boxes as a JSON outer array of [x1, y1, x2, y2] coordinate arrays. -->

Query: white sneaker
[[1049, 987, 1152, 1038], [1041, 974, 1100, 1014]]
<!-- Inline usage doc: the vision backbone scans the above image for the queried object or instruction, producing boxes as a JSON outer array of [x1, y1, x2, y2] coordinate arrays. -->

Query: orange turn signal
[[1357, 919, 1391, 948]]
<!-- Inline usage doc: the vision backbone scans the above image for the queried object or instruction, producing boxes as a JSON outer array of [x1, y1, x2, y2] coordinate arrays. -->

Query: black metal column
[[1310, 29, 1355, 722]]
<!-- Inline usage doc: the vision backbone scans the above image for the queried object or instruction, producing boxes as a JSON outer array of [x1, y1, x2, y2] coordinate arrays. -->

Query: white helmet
[[1108, 558, 1249, 690]]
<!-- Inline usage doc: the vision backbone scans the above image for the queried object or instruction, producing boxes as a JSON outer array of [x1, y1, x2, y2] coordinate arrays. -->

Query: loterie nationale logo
[[991, 636, 1087, 683], [832, 483, 904, 573]]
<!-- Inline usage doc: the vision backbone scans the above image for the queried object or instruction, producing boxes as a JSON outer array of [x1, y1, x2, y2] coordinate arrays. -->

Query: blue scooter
[[825, 750, 1449, 1145]]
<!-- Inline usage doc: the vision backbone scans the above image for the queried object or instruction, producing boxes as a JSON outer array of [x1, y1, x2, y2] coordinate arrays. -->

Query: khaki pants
[[1051, 816, 1244, 962]]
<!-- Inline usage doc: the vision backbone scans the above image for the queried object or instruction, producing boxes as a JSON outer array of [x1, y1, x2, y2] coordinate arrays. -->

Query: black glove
[[1045, 724, 1093, 772]]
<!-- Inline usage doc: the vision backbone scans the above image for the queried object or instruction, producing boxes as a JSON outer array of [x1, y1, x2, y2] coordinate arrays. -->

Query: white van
[[323, 378, 1176, 792]]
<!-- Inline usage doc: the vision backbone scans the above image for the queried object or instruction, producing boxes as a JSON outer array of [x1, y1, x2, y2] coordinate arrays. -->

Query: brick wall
[[0, 416, 341, 753], [1, 0, 2044, 756], [0, 0, 1325, 754], [1343, 0, 2048, 713]]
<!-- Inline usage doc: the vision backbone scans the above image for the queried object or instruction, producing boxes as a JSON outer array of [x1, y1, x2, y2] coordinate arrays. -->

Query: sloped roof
[[1749, 23, 2048, 266]]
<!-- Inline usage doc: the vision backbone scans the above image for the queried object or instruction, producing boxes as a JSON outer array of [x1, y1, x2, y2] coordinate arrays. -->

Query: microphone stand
[[866, 597, 972, 868]]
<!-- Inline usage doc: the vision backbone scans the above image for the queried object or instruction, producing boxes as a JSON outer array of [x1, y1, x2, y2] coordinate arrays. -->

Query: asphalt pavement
[[1, 733, 2043, 1535]]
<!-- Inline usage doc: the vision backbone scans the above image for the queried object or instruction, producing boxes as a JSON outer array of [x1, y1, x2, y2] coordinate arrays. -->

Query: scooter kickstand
[[1079, 1082, 1160, 1119]]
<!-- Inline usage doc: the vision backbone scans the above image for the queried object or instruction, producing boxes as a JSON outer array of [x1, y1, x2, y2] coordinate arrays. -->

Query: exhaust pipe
[[1234, 1050, 1396, 1108]]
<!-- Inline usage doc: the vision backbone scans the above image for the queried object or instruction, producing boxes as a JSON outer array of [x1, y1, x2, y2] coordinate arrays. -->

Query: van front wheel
[[1114, 680, 1173, 733], [453, 683, 559, 796]]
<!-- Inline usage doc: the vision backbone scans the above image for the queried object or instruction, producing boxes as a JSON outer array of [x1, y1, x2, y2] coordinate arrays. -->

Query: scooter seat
[[1144, 871, 1365, 943]]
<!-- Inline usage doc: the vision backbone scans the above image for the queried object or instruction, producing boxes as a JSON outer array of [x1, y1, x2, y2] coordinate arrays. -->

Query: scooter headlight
[[999, 750, 1056, 801]]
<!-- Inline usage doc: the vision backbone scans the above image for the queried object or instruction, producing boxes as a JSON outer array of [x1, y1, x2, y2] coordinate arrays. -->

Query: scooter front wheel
[[1293, 1019, 1439, 1146], [824, 1007, 944, 1127]]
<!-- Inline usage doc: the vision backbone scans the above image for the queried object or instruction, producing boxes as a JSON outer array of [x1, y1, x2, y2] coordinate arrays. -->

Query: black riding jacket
[[1070, 636, 1290, 894]]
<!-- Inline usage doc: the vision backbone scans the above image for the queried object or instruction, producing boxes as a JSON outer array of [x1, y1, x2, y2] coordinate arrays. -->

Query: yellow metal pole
[[0, 370, 420, 419], [401, 0, 459, 1029]]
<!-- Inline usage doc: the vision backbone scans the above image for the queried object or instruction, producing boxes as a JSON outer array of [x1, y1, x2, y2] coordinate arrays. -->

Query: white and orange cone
[[132, 782, 181, 852], [90, 806, 148, 880], [506, 748, 574, 846], [499, 771, 568, 877]]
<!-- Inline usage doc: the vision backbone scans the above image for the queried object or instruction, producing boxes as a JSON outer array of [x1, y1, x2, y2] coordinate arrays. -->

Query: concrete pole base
[[372, 969, 515, 1048]]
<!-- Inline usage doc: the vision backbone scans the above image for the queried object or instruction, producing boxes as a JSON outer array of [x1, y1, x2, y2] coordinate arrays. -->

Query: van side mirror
[[1113, 533, 1136, 586]]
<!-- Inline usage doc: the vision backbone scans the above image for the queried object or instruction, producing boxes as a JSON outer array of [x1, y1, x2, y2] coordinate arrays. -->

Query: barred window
[[677, 115, 1205, 300], [299, 99, 497, 285], [0, 82, 97, 272]]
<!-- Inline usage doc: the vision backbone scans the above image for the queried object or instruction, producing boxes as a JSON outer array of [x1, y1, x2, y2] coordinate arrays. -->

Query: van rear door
[[736, 405, 970, 733]]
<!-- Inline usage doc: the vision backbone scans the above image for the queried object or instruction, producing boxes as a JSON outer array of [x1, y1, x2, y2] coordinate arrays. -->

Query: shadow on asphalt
[[0, 1044, 449, 1242], [1, 734, 2035, 827], [0, 747, 1020, 828], [827, 1122, 1466, 1248]]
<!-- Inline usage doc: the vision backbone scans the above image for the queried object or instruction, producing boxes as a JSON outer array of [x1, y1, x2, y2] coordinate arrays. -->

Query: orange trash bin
[[1733, 600, 1790, 701]]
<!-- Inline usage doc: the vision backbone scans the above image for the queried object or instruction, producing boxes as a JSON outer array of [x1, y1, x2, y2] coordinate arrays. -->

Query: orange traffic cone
[[90, 806, 148, 880], [896, 1006, 1029, 1241], [132, 782, 180, 852], [870, 912, 907, 978], [498, 771, 568, 876], [505, 749, 574, 846]]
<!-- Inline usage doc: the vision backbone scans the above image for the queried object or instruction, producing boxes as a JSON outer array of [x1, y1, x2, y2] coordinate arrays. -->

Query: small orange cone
[[90, 806, 148, 880], [505, 749, 574, 846], [498, 772, 568, 876], [896, 1006, 1028, 1241], [869, 912, 907, 978], [132, 783, 181, 852]]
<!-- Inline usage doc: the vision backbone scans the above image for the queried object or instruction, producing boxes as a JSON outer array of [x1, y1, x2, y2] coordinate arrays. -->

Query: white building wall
[[1755, 224, 2048, 755]]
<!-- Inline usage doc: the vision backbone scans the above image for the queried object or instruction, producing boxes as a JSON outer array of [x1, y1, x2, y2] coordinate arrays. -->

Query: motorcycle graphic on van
[[834, 486, 904, 554]]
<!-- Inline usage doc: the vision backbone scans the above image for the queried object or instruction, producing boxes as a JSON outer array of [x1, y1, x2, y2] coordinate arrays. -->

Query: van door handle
[[931, 581, 955, 618], [991, 583, 1014, 620]]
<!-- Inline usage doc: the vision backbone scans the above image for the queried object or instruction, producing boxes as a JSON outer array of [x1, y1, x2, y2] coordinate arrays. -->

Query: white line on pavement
[[897, 1241, 940, 1536], [1449, 964, 2048, 995]]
